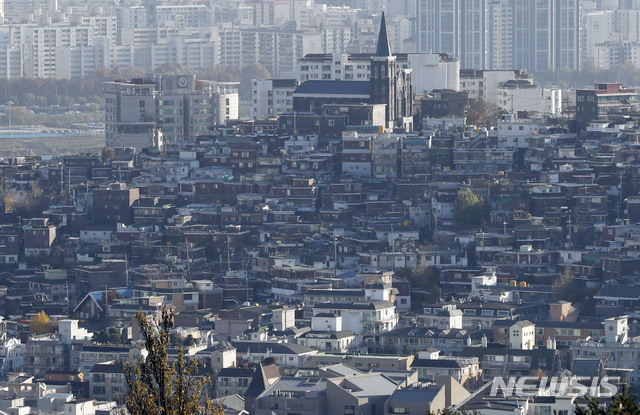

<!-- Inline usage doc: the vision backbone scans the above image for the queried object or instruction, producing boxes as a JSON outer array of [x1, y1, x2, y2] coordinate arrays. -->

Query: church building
[[291, 13, 414, 131]]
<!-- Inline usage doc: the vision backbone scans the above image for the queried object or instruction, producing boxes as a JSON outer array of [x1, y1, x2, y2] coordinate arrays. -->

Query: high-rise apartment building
[[418, 0, 580, 72], [493, 0, 580, 72], [416, 0, 486, 70]]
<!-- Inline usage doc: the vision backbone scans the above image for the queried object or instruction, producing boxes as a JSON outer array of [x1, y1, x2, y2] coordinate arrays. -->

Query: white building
[[408, 53, 459, 94], [508, 320, 535, 350], [583, 9, 640, 70], [205, 81, 240, 126], [341, 132, 372, 178], [312, 300, 398, 344], [155, 4, 211, 28], [0, 338, 24, 375], [251, 79, 298, 119], [572, 316, 640, 385], [496, 81, 562, 116], [218, 27, 311, 77], [461, 69, 534, 105], [58, 320, 92, 344]]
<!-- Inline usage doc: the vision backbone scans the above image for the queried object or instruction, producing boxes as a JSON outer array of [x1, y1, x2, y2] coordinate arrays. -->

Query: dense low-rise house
[[24, 334, 68, 376], [23, 218, 57, 258], [217, 367, 255, 398], [92, 183, 140, 225], [232, 341, 318, 366], [301, 353, 414, 372], [461, 345, 561, 382], [89, 362, 125, 401], [410, 351, 482, 390], [381, 327, 489, 356], [77, 345, 145, 373], [312, 300, 398, 345], [493, 319, 605, 348], [254, 377, 328, 415], [418, 302, 521, 330]]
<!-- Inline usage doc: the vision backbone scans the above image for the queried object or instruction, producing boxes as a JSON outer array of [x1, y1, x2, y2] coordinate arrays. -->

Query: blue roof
[[294, 80, 370, 96]]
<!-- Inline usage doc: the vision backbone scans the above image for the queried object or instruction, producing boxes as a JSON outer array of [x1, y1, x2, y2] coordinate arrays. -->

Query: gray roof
[[314, 300, 395, 310], [294, 81, 370, 97], [214, 394, 246, 415], [232, 341, 316, 355], [333, 373, 398, 397], [571, 358, 602, 376], [321, 364, 365, 377], [381, 327, 480, 339], [218, 368, 255, 378], [411, 359, 464, 369], [300, 330, 356, 339], [306, 289, 364, 297], [595, 285, 640, 300], [388, 387, 441, 404], [261, 377, 327, 396]]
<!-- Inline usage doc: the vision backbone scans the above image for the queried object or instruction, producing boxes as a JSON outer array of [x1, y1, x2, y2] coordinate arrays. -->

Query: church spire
[[375, 12, 392, 57]]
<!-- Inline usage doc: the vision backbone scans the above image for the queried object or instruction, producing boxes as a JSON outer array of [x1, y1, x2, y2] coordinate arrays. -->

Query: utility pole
[[333, 234, 338, 276], [227, 235, 231, 273], [390, 224, 395, 272]]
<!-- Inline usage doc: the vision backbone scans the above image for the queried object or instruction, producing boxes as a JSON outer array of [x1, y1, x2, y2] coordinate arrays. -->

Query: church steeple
[[375, 12, 392, 57]]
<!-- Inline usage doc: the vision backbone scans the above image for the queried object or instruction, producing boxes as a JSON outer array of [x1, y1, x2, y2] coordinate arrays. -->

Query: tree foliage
[[240, 63, 271, 99], [123, 308, 221, 415], [574, 386, 638, 415], [101, 147, 115, 163], [454, 188, 485, 227], [93, 327, 125, 344], [466, 99, 501, 126], [31, 310, 52, 335]]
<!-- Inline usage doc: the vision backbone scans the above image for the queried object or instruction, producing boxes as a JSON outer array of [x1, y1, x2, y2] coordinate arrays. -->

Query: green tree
[[574, 386, 638, 415], [31, 310, 52, 335], [93, 330, 110, 343], [454, 188, 485, 227], [183, 334, 195, 346], [123, 308, 220, 415]]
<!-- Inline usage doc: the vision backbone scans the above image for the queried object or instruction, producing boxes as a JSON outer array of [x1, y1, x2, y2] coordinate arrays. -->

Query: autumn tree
[[31, 311, 52, 335], [101, 147, 115, 163], [466, 99, 501, 126], [454, 188, 485, 227], [240, 63, 271, 99], [123, 308, 221, 415]]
